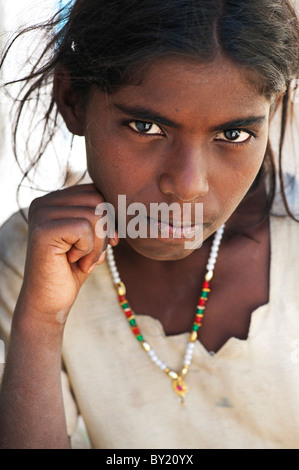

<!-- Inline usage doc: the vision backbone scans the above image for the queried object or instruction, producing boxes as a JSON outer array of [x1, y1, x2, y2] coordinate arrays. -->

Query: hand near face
[[18, 184, 118, 326]]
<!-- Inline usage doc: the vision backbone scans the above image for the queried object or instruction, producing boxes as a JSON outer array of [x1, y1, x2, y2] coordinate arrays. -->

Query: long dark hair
[[1, 0, 299, 219]]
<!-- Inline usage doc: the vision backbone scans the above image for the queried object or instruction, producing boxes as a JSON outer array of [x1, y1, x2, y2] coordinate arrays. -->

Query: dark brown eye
[[135, 121, 153, 132], [215, 129, 251, 144], [224, 130, 242, 141], [129, 121, 163, 135]]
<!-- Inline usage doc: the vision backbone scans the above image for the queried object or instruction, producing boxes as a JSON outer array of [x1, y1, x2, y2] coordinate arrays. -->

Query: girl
[[0, 0, 299, 449]]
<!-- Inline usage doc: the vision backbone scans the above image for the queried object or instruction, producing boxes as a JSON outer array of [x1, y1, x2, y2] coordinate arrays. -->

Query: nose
[[158, 139, 209, 202]]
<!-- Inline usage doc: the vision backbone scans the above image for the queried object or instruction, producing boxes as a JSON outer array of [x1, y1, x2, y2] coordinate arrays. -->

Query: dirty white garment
[[1, 211, 299, 449]]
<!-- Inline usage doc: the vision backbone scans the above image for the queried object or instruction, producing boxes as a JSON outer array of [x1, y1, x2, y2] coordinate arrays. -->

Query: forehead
[[90, 56, 271, 126]]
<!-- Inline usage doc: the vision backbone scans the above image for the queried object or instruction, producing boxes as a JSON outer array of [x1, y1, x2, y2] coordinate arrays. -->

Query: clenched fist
[[18, 184, 118, 325]]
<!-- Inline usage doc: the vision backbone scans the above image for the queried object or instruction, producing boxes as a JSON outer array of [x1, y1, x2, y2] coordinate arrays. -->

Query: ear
[[53, 67, 85, 136]]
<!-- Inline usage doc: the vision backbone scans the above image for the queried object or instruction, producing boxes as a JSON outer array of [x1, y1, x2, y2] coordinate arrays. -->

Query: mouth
[[147, 217, 203, 240]]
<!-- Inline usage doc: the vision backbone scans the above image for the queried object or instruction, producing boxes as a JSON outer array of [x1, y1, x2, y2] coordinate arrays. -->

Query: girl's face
[[83, 56, 272, 260]]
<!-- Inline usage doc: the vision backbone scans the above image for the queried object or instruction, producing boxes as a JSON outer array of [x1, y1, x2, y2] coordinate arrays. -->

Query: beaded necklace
[[106, 224, 225, 402]]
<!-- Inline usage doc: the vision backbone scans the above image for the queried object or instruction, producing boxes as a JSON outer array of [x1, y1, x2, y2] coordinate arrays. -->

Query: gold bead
[[205, 270, 214, 281], [181, 366, 189, 376], [190, 331, 198, 342], [116, 281, 126, 296], [142, 341, 151, 352], [164, 367, 170, 374], [168, 370, 178, 380]]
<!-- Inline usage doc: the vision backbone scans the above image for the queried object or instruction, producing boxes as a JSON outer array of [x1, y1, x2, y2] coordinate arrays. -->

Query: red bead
[[202, 281, 210, 289], [195, 316, 203, 323], [132, 327, 140, 335], [125, 310, 132, 317], [119, 295, 126, 302], [199, 299, 206, 306]]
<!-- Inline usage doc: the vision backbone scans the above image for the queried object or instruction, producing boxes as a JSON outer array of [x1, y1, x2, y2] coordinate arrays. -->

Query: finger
[[30, 205, 102, 226], [67, 233, 108, 268], [29, 184, 104, 217], [29, 193, 118, 244]]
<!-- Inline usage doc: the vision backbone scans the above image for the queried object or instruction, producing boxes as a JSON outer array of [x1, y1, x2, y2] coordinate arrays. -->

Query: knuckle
[[77, 217, 94, 235], [28, 196, 43, 218], [29, 221, 49, 244]]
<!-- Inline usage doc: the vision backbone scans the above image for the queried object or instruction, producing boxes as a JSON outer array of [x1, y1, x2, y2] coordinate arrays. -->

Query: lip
[[147, 217, 202, 240]]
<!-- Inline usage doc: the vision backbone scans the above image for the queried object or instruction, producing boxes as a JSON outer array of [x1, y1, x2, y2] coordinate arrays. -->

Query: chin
[[126, 237, 202, 261]]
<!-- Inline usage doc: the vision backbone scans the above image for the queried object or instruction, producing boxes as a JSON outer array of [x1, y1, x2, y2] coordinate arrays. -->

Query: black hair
[[1, 0, 299, 219]]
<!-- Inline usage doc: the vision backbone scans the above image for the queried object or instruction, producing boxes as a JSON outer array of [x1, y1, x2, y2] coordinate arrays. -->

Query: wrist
[[11, 296, 66, 356], [14, 284, 72, 330]]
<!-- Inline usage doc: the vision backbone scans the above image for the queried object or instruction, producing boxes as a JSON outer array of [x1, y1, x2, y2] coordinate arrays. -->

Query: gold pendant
[[172, 376, 188, 402]]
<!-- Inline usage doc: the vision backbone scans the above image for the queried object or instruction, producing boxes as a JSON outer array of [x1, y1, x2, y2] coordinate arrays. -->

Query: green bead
[[121, 302, 129, 309], [201, 291, 209, 298], [136, 335, 144, 342], [192, 324, 199, 331], [197, 307, 204, 313], [129, 319, 136, 326]]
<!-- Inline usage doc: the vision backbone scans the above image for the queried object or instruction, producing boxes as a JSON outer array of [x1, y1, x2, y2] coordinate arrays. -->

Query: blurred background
[[0, 0, 86, 226], [0, 0, 298, 228]]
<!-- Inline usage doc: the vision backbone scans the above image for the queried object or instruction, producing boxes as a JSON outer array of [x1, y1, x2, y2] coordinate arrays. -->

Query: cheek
[[214, 140, 268, 211], [229, 134, 268, 182], [85, 134, 147, 206]]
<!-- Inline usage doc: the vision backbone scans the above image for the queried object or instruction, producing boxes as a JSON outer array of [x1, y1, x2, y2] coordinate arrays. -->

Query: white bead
[[184, 352, 193, 362], [184, 358, 191, 366], [185, 349, 193, 357]]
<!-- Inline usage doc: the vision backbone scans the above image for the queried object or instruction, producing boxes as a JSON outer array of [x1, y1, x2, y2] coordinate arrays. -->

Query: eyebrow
[[112, 103, 180, 128], [210, 115, 267, 131], [113, 103, 267, 130]]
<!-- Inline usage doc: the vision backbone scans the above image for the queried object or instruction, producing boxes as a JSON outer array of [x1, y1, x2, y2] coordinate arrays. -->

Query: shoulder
[[0, 209, 29, 275], [0, 210, 29, 344], [271, 212, 299, 235], [270, 213, 299, 254], [271, 172, 299, 218], [270, 213, 299, 287]]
